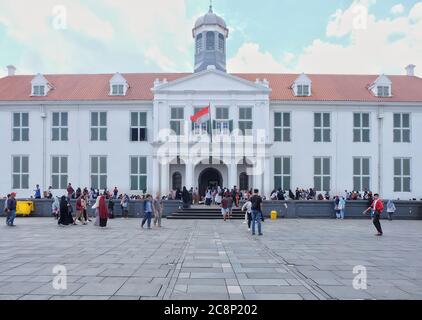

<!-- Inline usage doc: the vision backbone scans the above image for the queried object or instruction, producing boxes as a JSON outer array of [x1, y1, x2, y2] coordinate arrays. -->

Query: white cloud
[[227, 43, 287, 73], [391, 4, 405, 15], [228, 2, 422, 77]]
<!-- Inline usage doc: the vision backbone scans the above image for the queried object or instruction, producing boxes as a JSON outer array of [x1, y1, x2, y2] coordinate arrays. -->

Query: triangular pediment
[[152, 69, 271, 93]]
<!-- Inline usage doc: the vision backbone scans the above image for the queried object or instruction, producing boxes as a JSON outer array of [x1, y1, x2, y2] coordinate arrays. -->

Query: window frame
[[353, 112, 371, 143], [170, 107, 185, 136], [130, 111, 148, 142], [129, 156, 147, 191], [32, 85, 45, 96], [313, 157, 331, 192], [51, 155, 68, 189], [51, 111, 69, 141], [274, 112, 291, 142], [238, 107, 253, 136], [90, 111, 107, 141], [393, 113, 411, 143], [352, 157, 371, 192], [274, 156, 292, 191], [206, 31, 215, 51], [393, 158, 411, 192], [11, 155, 29, 189], [314, 112, 331, 142], [215, 107, 230, 135], [12, 112, 29, 142]]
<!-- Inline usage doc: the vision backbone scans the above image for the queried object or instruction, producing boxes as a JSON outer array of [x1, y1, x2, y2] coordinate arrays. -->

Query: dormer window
[[109, 73, 128, 96], [377, 86, 390, 97], [297, 85, 310, 96], [112, 84, 124, 95], [31, 73, 51, 97], [369, 74, 392, 98], [292, 73, 312, 97], [33, 85, 45, 96]]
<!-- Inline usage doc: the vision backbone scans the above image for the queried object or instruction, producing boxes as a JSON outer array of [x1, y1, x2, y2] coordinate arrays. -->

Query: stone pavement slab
[[1, 218, 422, 300]]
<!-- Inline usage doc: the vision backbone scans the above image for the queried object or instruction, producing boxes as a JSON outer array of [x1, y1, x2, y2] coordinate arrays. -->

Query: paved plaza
[[0, 217, 422, 300]]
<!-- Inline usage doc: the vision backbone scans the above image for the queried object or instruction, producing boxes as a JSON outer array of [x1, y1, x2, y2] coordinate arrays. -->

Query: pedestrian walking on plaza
[[51, 196, 60, 219], [205, 189, 212, 206], [108, 197, 115, 219], [221, 194, 229, 221], [67, 183, 75, 199], [4, 194, 10, 222], [386, 200, 396, 221], [242, 197, 253, 230], [121, 194, 129, 219], [98, 195, 109, 228], [226, 192, 233, 220], [338, 197, 346, 219], [75, 196, 87, 225], [141, 195, 153, 229], [363, 193, 384, 236], [153, 192, 163, 227], [334, 196, 341, 219], [34, 184, 41, 199], [5, 192, 17, 227], [58, 196, 73, 226], [113, 187, 118, 199], [250, 189, 263, 236], [82, 194, 91, 222], [182, 187, 190, 209]]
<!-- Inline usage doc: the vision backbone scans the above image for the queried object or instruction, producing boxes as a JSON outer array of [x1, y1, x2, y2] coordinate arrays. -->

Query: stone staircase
[[167, 206, 245, 220]]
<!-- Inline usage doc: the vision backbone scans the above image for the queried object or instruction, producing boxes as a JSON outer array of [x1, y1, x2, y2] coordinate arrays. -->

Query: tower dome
[[192, 5, 229, 73]]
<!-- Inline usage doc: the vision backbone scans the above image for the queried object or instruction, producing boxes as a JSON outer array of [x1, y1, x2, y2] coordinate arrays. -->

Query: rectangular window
[[274, 112, 291, 142], [215, 107, 230, 134], [112, 84, 124, 95], [12, 156, 29, 189], [12, 112, 29, 141], [193, 107, 208, 135], [297, 85, 309, 96], [314, 157, 331, 191], [90, 112, 107, 141], [90, 156, 107, 189], [130, 156, 147, 191], [353, 112, 370, 142], [274, 157, 291, 190], [394, 158, 411, 192], [393, 113, 411, 143], [314, 113, 331, 142], [377, 86, 390, 97], [353, 157, 370, 191], [33, 85, 45, 96], [51, 156, 68, 189], [130, 112, 147, 141], [52, 112, 68, 141], [170, 107, 184, 136], [238, 107, 252, 135]]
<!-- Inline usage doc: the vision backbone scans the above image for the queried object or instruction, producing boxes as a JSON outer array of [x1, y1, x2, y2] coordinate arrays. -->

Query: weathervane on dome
[[209, 0, 213, 12]]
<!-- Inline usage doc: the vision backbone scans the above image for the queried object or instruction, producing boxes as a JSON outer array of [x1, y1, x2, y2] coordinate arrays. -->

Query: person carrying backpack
[[363, 193, 384, 236]]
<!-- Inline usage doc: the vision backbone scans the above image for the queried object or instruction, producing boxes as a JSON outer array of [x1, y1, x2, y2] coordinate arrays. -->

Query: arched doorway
[[239, 172, 249, 191], [172, 172, 182, 190], [198, 168, 223, 196]]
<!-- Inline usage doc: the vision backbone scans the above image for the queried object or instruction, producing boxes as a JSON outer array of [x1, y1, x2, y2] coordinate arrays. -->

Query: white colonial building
[[0, 6, 422, 199]]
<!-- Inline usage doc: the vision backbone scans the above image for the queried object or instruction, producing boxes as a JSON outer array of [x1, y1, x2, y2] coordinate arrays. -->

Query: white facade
[[0, 7, 421, 200]]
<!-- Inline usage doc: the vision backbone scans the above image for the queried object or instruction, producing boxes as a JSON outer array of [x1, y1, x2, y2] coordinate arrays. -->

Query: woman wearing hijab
[[98, 194, 109, 228], [58, 196, 73, 226], [182, 186, 190, 209]]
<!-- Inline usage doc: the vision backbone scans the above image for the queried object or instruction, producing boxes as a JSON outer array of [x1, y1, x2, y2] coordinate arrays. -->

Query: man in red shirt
[[363, 193, 384, 236]]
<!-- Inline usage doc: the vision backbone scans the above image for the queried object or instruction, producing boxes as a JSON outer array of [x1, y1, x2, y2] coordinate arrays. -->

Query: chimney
[[405, 64, 415, 76], [7, 65, 16, 76]]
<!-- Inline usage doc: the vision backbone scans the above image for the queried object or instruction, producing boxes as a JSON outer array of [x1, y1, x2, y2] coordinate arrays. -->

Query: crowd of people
[[2, 181, 403, 236]]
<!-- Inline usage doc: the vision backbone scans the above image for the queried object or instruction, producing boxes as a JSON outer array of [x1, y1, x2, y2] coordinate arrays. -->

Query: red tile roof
[[0, 73, 421, 102]]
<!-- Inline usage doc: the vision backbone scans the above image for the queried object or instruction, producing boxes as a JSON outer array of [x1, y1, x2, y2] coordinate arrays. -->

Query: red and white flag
[[190, 105, 210, 123]]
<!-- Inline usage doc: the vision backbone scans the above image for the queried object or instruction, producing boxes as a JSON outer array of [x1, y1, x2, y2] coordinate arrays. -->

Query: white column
[[229, 161, 237, 189], [254, 169, 263, 194], [160, 163, 169, 196], [152, 157, 159, 195], [263, 157, 271, 198], [186, 161, 194, 189]]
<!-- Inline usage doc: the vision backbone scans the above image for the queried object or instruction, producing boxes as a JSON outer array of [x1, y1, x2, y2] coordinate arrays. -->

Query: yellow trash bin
[[16, 201, 34, 216], [271, 210, 277, 220]]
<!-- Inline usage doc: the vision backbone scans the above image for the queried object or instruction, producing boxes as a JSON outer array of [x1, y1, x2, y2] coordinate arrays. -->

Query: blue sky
[[0, 0, 421, 77]]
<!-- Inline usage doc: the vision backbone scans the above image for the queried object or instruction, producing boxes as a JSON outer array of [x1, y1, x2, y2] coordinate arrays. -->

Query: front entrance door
[[198, 168, 223, 196]]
